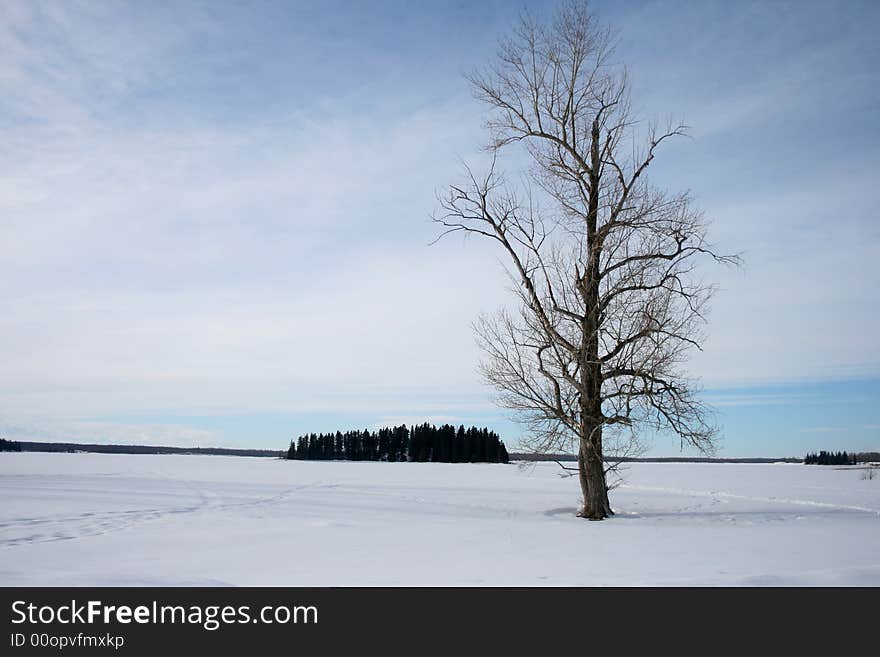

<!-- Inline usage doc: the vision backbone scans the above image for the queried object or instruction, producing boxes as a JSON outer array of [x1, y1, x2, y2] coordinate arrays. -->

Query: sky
[[1, 0, 878, 457]]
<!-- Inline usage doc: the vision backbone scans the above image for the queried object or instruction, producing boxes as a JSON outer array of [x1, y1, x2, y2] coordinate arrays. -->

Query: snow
[[1, 453, 878, 586]]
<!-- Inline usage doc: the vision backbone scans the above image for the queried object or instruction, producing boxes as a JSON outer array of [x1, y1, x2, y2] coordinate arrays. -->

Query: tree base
[[577, 506, 614, 521]]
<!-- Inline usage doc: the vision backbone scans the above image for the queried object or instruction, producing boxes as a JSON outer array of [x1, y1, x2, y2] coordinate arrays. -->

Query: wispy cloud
[[704, 392, 818, 408], [1, 0, 877, 453]]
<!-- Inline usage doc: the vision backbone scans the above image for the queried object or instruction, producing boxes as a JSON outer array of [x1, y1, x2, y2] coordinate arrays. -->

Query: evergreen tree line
[[804, 450, 857, 465], [286, 423, 509, 464], [0, 438, 22, 452]]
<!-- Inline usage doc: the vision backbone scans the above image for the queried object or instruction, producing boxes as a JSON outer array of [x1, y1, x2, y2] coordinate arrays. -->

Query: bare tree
[[435, 1, 738, 519]]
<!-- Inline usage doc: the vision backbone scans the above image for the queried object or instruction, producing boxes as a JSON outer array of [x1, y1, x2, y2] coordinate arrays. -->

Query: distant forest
[[1, 440, 282, 457], [286, 423, 509, 464], [0, 438, 22, 452], [804, 450, 858, 465]]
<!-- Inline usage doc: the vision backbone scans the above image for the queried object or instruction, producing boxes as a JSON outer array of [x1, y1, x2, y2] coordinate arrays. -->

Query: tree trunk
[[573, 116, 612, 521], [577, 444, 590, 516], [577, 433, 613, 520]]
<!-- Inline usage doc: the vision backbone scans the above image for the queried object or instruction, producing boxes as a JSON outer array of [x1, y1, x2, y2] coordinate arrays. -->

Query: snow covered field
[[1, 453, 878, 586]]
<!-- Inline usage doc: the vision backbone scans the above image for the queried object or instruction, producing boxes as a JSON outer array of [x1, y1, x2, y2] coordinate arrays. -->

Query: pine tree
[[286, 423, 509, 465]]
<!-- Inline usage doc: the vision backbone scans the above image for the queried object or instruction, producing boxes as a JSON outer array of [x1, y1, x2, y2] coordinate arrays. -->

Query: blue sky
[[1, 0, 878, 457]]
